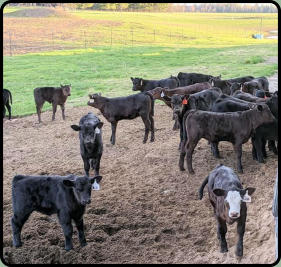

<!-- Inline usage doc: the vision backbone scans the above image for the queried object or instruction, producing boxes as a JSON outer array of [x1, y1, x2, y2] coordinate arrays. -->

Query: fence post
[[9, 32, 12, 56], [111, 27, 112, 46], [84, 31, 86, 49]]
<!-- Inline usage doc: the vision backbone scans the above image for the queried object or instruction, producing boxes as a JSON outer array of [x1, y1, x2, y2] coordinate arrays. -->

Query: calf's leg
[[185, 136, 200, 174], [233, 143, 243, 173], [149, 113, 155, 142], [140, 113, 151, 144], [74, 217, 87, 247], [217, 217, 228, 253], [236, 205, 247, 257], [52, 103, 57, 121], [36, 102, 44, 123], [83, 157, 90, 176], [58, 212, 73, 251], [60, 103, 66, 120], [252, 137, 265, 163], [6, 103, 12, 120], [11, 212, 31, 247], [110, 121, 118, 145], [210, 141, 221, 158]]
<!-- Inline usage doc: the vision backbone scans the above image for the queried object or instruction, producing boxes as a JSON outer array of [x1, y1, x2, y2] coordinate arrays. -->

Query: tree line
[[8, 3, 277, 13]]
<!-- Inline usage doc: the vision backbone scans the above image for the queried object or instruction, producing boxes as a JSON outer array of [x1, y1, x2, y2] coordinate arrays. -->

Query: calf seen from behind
[[3, 88, 12, 120]]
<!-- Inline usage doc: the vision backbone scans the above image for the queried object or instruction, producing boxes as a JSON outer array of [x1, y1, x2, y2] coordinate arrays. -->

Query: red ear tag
[[264, 96, 267, 99], [182, 99, 188, 105]]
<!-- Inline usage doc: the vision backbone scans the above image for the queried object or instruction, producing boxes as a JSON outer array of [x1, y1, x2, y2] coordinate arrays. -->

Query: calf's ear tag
[[89, 99, 95, 103], [160, 91, 165, 97], [182, 98, 188, 105], [242, 190, 251, 203], [93, 180, 100, 190]]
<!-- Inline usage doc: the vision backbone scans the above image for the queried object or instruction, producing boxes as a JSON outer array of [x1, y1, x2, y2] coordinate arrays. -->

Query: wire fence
[[4, 24, 253, 56]]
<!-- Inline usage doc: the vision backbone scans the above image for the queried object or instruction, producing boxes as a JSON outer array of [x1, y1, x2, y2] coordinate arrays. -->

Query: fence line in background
[[3, 26, 258, 56]]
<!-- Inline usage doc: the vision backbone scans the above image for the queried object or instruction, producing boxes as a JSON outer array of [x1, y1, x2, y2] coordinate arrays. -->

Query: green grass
[[3, 44, 277, 117]]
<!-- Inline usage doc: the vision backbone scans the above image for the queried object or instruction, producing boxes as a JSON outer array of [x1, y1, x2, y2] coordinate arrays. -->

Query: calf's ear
[[97, 121, 103, 129], [213, 188, 226, 197], [245, 187, 256, 195], [130, 77, 134, 82], [90, 175, 102, 184], [257, 105, 263, 111], [63, 179, 75, 187], [71, 125, 81, 131]]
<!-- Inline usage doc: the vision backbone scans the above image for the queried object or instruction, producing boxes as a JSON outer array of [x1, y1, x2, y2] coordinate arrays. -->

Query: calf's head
[[230, 82, 242, 95], [61, 84, 71, 96], [131, 77, 144, 91], [171, 94, 188, 115], [71, 118, 103, 147], [148, 87, 163, 100], [213, 187, 256, 219], [63, 175, 102, 205], [250, 104, 276, 129], [87, 93, 103, 108]]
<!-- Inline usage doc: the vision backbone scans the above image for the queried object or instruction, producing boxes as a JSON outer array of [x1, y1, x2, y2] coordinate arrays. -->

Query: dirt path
[[2, 90, 278, 264]]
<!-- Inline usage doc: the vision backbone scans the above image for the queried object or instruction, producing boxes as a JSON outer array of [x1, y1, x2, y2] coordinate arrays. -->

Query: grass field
[[3, 7, 278, 117]]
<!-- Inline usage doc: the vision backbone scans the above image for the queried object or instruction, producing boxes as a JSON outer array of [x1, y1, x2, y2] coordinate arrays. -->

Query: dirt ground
[[2, 91, 278, 264]]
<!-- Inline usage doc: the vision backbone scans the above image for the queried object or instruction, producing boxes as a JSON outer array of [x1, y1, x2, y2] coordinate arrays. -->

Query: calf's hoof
[[188, 170, 195, 175], [13, 242, 22, 248], [80, 241, 87, 247], [65, 245, 73, 251], [220, 247, 228, 253], [235, 248, 243, 257]]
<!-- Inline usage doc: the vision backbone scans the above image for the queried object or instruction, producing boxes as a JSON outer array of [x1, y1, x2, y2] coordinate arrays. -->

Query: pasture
[[2, 6, 278, 264]]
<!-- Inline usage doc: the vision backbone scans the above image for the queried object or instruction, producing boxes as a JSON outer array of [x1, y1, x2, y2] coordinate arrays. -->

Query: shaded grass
[[3, 44, 277, 117]]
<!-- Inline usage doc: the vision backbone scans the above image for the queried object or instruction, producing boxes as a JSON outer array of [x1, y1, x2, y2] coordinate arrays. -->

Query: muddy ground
[[2, 93, 278, 264]]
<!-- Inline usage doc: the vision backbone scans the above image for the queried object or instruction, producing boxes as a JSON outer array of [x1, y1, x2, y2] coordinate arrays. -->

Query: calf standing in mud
[[198, 164, 255, 257], [33, 84, 71, 123], [88, 92, 154, 145], [11, 174, 102, 251], [71, 112, 103, 179]]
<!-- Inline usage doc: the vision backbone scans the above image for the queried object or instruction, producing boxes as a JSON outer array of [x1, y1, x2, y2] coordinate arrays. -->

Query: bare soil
[[2, 99, 278, 264]]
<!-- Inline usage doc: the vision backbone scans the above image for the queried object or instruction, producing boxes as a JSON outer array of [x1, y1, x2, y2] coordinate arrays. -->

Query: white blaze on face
[[95, 127, 101, 134], [225, 191, 242, 218], [160, 91, 165, 97]]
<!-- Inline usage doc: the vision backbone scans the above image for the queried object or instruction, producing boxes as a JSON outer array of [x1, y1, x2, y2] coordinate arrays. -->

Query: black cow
[[241, 76, 269, 95], [88, 92, 154, 145], [251, 92, 278, 162], [198, 164, 256, 257], [11, 174, 102, 251], [233, 90, 266, 103], [71, 112, 103, 178], [179, 104, 275, 174], [209, 78, 232, 95], [3, 88, 12, 120], [130, 76, 179, 92], [177, 72, 221, 86], [170, 88, 222, 149], [34, 84, 71, 123], [227, 76, 254, 83]]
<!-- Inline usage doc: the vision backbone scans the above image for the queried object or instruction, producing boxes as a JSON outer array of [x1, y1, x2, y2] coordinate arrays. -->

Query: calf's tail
[[8, 90, 12, 104], [198, 175, 209, 200], [144, 91, 155, 117]]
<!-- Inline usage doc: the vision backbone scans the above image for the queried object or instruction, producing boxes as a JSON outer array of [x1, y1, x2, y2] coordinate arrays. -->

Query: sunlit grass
[[3, 44, 277, 117]]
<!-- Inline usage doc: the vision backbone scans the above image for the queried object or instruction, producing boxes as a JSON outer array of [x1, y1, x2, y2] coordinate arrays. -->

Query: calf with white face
[[199, 164, 255, 257]]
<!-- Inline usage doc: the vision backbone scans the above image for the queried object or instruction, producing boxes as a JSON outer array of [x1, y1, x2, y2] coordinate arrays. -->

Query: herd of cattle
[[3, 70, 278, 259]]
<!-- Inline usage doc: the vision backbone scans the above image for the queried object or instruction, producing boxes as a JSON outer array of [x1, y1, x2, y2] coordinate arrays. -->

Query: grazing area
[[2, 5, 278, 265]]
